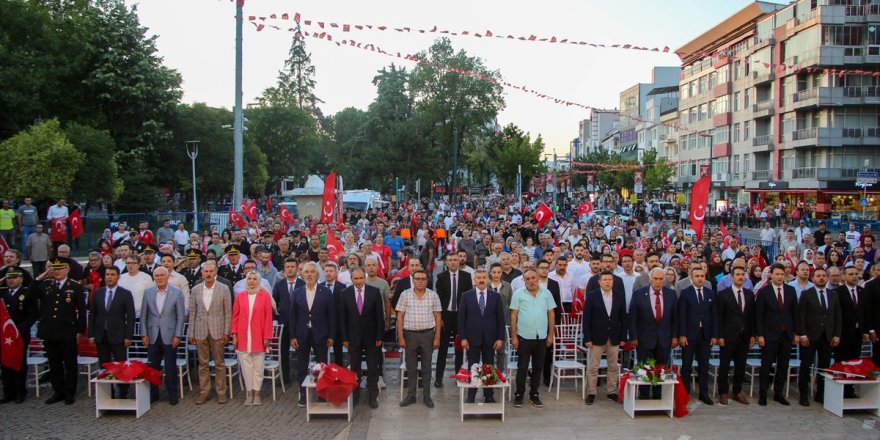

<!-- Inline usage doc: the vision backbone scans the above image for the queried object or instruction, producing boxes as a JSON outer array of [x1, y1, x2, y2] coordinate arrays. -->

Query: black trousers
[[44, 338, 78, 398], [515, 337, 546, 399], [350, 343, 379, 401], [436, 311, 463, 379], [1, 337, 28, 399], [681, 331, 711, 396], [279, 325, 292, 383], [147, 331, 178, 400], [296, 330, 329, 396], [636, 344, 671, 399], [760, 339, 790, 397], [466, 342, 497, 401], [718, 333, 749, 395], [873, 341, 880, 367], [835, 330, 862, 362], [799, 336, 832, 398], [96, 331, 129, 397]]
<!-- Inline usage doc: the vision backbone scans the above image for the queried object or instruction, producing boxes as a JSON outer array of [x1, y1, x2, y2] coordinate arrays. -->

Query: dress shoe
[[774, 395, 790, 406], [195, 394, 208, 405], [607, 393, 618, 402], [399, 395, 416, 407], [169, 398, 179, 405], [719, 394, 729, 405], [369, 399, 378, 409], [423, 396, 435, 408], [433, 380, 442, 388], [298, 396, 307, 407], [485, 396, 496, 404], [45, 394, 65, 405], [699, 395, 714, 405], [64, 397, 75, 405], [733, 393, 750, 405], [585, 394, 595, 405], [799, 395, 810, 406], [217, 394, 228, 404], [530, 396, 544, 408], [0, 396, 14, 404], [758, 393, 767, 406], [513, 396, 524, 407]]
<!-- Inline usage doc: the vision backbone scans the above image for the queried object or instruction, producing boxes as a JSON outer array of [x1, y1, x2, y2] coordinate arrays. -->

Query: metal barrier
[[740, 236, 779, 262]]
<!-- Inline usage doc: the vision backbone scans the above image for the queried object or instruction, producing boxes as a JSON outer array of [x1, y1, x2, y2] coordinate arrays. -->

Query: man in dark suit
[[865, 274, 880, 366], [88, 266, 135, 398], [629, 267, 678, 399], [583, 271, 628, 405], [272, 257, 304, 384], [797, 267, 840, 406], [434, 253, 473, 387], [290, 261, 336, 407], [0, 268, 37, 403], [585, 254, 625, 298], [339, 267, 385, 408], [536, 259, 562, 386], [458, 268, 505, 403], [677, 263, 719, 405], [321, 262, 347, 365], [33, 258, 87, 405], [716, 266, 754, 405], [755, 263, 798, 406], [835, 265, 865, 398]]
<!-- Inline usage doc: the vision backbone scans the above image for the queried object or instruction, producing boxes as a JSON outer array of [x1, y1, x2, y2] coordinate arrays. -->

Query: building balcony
[[752, 169, 772, 180], [752, 135, 773, 152], [788, 127, 843, 148], [713, 173, 730, 184], [712, 142, 730, 157], [790, 167, 817, 179], [713, 82, 732, 98], [751, 71, 775, 86], [818, 168, 870, 181], [789, 87, 819, 110], [753, 99, 775, 118], [713, 112, 731, 127]]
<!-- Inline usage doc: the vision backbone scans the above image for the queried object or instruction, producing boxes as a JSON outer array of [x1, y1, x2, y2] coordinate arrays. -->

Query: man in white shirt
[[568, 243, 589, 283], [618, 254, 639, 310], [549, 257, 575, 311], [173, 223, 190, 254], [845, 223, 861, 251], [117, 256, 154, 317], [46, 199, 69, 223], [760, 222, 777, 246], [794, 220, 811, 244]]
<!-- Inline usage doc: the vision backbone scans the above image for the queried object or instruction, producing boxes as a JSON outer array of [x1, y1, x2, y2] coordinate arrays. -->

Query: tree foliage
[[490, 124, 546, 192], [642, 148, 675, 192], [0, 119, 85, 199], [259, 24, 321, 112], [65, 123, 123, 203]]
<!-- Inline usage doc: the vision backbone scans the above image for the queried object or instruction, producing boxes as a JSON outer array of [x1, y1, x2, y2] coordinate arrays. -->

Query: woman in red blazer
[[231, 271, 274, 406]]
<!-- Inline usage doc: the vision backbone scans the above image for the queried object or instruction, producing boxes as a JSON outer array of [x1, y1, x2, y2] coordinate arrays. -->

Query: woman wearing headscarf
[[230, 271, 274, 406]]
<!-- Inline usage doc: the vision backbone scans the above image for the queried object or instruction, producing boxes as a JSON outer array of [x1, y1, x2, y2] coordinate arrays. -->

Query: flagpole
[[232, 0, 244, 210]]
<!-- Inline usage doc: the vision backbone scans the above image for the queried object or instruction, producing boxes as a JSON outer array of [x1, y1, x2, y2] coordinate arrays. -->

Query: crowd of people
[[1, 195, 879, 415]]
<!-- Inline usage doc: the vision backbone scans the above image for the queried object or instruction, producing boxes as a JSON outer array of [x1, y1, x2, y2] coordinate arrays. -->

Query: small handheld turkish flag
[[0, 236, 8, 256], [245, 199, 258, 221], [0, 300, 23, 371], [325, 231, 343, 262], [69, 209, 84, 239], [49, 218, 66, 243], [279, 204, 295, 226], [577, 201, 593, 217], [532, 203, 553, 228], [228, 209, 247, 229]]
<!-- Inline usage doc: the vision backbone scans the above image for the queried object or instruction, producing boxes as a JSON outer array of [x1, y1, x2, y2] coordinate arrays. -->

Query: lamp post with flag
[[185, 141, 200, 232]]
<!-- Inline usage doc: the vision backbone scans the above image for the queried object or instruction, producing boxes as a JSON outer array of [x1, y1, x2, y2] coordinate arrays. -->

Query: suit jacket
[[545, 278, 563, 326], [289, 284, 336, 343], [188, 281, 232, 340], [674, 277, 693, 298], [458, 288, 506, 347], [677, 285, 719, 341], [435, 270, 473, 312], [141, 285, 185, 344], [797, 286, 841, 343], [582, 288, 628, 346], [272, 277, 305, 327], [230, 290, 274, 352], [0, 285, 38, 343], [755, 284, 798, 342], [629, 285, 678, 350], [835, 284, 864, 338], [88, 285, 136, 344], [585, 274, 625, 300], [716, 286, 755, 341], [339, 284, 385, 347]]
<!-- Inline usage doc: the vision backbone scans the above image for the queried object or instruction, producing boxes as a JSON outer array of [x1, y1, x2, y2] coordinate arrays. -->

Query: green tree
[[327, 107, 370, 187], [259, 23, 321, 111], [642, 148, 675, 193], [247, 105, 321, 187], [491, 124, 546, 192], [0, 119, 85, 199], [64, 123, 123, 204], [114, 158, 164, 213]]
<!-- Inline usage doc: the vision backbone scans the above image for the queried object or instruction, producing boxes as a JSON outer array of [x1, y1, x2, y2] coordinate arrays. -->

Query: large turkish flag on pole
[[321, 172, 337, 224], [689, 176, 710, 240], [0, 300, 24, 371], [69, 209, 84, 239]]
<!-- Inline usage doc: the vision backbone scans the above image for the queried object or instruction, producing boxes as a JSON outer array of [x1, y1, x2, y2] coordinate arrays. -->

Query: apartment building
[[677, 0, 880, 218], [618, 67, 681, 162], [577, 110, 620, 157]]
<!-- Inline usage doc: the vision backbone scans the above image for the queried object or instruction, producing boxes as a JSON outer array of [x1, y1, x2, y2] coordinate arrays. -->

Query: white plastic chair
[[27, 338, 49, 397], [398, 346, 440, 401], [548, 324, 586, 400], [176, 323, 193, 399], [745, 344, 762, 397], [264, 324, 286, 401], [209, 343, 242, 399]]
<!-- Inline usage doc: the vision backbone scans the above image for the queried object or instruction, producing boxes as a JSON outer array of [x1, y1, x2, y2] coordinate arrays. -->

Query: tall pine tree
[[260, 23, 321, 111]]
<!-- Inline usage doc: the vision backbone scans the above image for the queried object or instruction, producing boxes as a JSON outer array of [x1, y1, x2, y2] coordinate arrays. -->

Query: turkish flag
[[577, 201, 593, 217], [0, 300, 24, 371], [69, 209, 84, 239], [228, 209, 247, 229], [315, 363, 358, 406], [321, 172, 337, 224], [532, 203, 553, 228], [0, 236, 8, 256], [240, 199, 257, 221], [325, 230, 343, 262], [689, 176, 710, 240], [279, 204, 295, 226], [50, 218, 67, 242], [265, 198, 273, 214]]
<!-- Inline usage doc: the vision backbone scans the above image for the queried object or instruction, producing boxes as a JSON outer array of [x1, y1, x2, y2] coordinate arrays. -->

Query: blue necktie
[[479, 291, 486, 315]]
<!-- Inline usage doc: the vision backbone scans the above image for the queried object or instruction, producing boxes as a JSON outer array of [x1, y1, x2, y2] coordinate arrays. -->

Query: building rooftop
[[647, 86, 680, 96], [677, 1, 786, 63]]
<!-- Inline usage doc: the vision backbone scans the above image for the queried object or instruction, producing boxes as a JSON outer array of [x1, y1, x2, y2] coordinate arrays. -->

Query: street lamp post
[[233, 0, 244, 210], [185, 141, 200, 232]]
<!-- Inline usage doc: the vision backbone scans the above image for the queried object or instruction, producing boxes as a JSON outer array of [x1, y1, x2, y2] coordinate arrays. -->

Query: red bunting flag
[[321, 172, 337, 224], [279, 204, 295, 226], [0, 300, 24, 371], [689, 176, 710, 240], [69, 209, 84, 239], [228, 209, 247, 229], [532, 203, 553, 228]]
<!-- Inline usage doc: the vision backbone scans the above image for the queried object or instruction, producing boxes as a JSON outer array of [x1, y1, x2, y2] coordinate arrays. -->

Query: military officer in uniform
[[140, 244, 160, 277], [33, 257, 87, 405], [218, 244, 245, 287], [1, 268, 38, 403], [182, 249, 204, 289]]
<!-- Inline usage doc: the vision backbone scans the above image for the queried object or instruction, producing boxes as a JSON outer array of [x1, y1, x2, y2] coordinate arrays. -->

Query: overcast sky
[[131, 0, 774, 155]]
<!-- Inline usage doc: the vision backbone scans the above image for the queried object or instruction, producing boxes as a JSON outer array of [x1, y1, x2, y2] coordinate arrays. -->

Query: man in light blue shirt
[[510, 268, 555, 409], [787, 261, 814, 300]]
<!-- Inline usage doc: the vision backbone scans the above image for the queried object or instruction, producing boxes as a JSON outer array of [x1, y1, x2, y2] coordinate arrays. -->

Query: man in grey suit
[[141, 267, 185, 404], [88, 266, 135, 397], [188, 260, 233, 404]]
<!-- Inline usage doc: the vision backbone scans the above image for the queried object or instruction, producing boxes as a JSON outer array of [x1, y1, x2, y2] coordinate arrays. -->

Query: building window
[[689, 81, 696, 97], [744, 121, 751, 140], [744, 154, 750, 174], [699, 104, 707, 121], [734, 123, 741, 142], [744, 88, 751, 108], [698, 76, 707, 94], [708, 72, 718, 89], [713, 127, 729, 144], [691, 163, 698, 176], [734, 92, 741, 112], [733, 155, 740, 175], [733, 60, 741, 80]]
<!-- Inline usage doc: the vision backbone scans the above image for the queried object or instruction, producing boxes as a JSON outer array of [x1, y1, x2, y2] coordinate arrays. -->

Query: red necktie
[[851, 288, 858, 306], [654, 291, 662, 323], [776, 287, 783, 310]]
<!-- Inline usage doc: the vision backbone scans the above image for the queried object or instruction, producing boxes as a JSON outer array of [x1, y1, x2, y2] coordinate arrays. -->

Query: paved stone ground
[[5, 364, 880, 440]]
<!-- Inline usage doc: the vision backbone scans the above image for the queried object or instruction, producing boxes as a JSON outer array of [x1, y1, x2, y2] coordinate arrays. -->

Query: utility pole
[[416, 179, 421, 204], [232, 1, 244, 209], [185, 141, 200, 232], [395, 177, 400, 208], [553, 153, 558, 210]]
